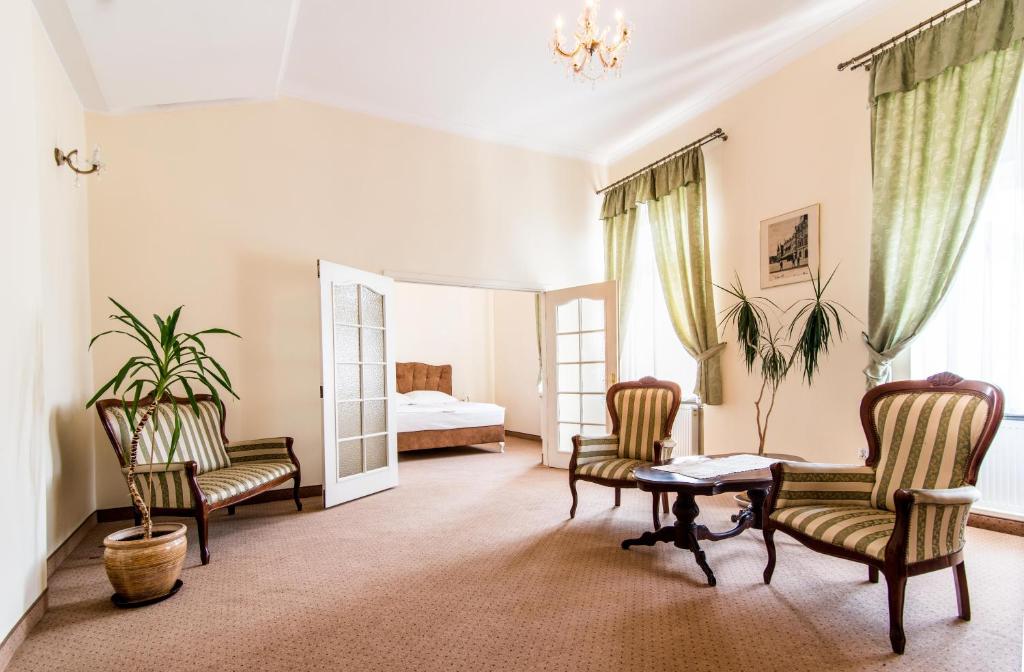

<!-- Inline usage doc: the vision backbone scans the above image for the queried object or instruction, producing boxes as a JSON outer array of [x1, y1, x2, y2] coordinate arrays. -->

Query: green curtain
[[864, 0, 1024, 386], [602, 208, 639, 344], [647, 149, 724, 405]]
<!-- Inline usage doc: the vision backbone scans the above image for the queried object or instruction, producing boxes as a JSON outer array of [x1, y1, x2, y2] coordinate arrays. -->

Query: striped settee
[[569, 377, 682, 529], [97, 395, 302, 565], [762, 373, 1004, 654]]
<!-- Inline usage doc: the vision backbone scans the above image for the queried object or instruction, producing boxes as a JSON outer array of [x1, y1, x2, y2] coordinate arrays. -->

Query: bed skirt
[[398, 425, 505, 452]]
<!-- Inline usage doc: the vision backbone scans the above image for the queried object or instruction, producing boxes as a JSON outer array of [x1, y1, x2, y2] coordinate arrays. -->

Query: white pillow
[[404, 390, 459, 405], [395, 393, 414, 406]]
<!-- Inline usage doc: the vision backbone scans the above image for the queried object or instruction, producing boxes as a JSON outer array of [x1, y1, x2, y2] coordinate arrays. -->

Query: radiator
[[975, 417, 1024, 519], [669, 401, 703, 457]]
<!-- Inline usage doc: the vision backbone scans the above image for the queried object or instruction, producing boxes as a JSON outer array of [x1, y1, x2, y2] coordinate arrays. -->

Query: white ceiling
[[37, 0, 888, 163]]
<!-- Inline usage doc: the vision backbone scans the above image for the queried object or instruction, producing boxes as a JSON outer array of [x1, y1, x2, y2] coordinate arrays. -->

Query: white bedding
[[397, 400, 505, 433]]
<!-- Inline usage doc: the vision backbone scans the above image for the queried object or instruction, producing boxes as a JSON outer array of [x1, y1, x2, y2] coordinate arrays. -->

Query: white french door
[[319, 260, 399, 508], [542, 281, 618, 469]]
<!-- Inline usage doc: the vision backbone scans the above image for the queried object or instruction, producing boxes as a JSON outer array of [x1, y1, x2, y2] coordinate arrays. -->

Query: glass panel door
[[542, 281, 618, 469], [319, 260, 398, 507]]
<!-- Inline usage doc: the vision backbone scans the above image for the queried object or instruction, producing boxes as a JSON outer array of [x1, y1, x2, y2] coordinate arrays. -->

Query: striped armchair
[[569, 377, 682, 529], [97, 395, 302, 565], [762, 373, 1004, 654]]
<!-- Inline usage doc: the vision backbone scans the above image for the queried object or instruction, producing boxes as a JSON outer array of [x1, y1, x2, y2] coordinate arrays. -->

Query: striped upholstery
[[906, 500, 972, 564], [196, 461, 296, 505], [226, 437, 292, 463], [126, 466, 194, 509], [870, 391, 990, 511], [614, 388, 673, 461], [771, 506, 895, 561], [773, 463, 876, 508], [103, 401, 230, 473], [574, 435, 619, 468], [575, 458, 644, 481]]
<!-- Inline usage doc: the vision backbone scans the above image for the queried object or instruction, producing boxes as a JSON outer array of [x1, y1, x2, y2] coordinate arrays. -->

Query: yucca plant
[[716, 268, 854, 454], [86, 298, 239, 539]]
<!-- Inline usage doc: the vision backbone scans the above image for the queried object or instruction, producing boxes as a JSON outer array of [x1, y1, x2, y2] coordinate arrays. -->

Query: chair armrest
[[122, 462, 198, 509], [768, 462, 876, 511], [889, 486, 980, 564], [226, 437, 295, 465], [571, 435, 619, 469], [903, 485, 980, 506], [122, 461, 193, 474]]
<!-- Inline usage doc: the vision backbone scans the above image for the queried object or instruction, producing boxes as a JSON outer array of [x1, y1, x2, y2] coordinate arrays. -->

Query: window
[[910, 75, 1024, 518], [620, 204, 698, 399]]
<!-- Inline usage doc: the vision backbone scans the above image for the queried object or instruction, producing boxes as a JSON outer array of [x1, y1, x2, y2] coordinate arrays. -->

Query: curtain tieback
[[695, 343, 726, 362], [862, 333, 897, 389]]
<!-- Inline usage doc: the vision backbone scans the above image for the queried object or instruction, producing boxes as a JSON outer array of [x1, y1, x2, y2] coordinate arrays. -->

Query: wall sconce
[[54, 146, 104, 182]]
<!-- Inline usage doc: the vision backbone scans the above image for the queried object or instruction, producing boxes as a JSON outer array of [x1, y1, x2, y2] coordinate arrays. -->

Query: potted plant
[[87, 299, 238, 605], [717, 267, 853, 455]]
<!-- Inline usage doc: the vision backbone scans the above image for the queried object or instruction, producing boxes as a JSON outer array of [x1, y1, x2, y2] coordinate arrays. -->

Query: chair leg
[[652, 494, 661, 530], [869, 566, 879, 583], [954, 561, 970, 621], [227, 505, 236, 516], [661, 492, 669, 514], [885, 571, 908, 655], [569, 478, 578, 519], [762, 528, 776, 584], [614, 487, 621, 507], [292, 474, 303, 512], [196, 511, 211, 566]]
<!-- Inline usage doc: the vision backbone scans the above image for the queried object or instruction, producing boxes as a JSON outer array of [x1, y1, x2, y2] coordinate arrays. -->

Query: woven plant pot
[[103, 522, 187, 603]]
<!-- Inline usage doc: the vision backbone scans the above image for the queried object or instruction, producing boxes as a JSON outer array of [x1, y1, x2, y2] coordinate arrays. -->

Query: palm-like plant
[[716, 268, 854, 454], [86, 298, 239, 539]]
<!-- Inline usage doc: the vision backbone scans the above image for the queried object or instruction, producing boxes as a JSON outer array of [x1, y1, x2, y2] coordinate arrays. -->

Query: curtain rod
[[837, 0, 979, 71], [595, 128, 727, 195]]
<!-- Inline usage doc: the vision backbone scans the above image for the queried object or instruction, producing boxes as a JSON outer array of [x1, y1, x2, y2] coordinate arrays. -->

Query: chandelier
[[551, 0, 631, 82]]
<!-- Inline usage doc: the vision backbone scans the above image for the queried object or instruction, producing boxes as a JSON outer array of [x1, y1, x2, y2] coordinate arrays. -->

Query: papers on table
[[651, 454, 780, 479]]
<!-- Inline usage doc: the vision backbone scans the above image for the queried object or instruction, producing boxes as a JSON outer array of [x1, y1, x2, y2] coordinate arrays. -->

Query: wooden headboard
[[396, 362, 452, 395]]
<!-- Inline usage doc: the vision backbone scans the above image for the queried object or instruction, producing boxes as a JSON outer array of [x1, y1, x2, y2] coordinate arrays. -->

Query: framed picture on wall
[[760, 203, 820, 289]]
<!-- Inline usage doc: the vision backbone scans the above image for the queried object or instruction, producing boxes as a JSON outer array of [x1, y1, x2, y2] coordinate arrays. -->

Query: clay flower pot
[[103, 522, 187, 604]]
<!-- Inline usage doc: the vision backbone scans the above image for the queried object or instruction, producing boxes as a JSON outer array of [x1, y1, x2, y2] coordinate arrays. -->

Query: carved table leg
[[621, 491, 718, 586], [673, 494, 717, 586], [746, 487, 768, 530]]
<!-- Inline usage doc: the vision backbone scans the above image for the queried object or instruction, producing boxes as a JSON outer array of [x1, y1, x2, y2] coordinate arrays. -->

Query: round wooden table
[[621, 453, 802, 586]]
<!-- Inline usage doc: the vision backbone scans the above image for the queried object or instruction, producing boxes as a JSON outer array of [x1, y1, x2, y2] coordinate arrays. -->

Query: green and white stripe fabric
[[226, 437, 291, 463], [575, 458, 644, 481], [771, 505, 895, 561], [104, 401, 231, 473], [870, 391, 989, 511], [773, 463, 876, 509], [614, 388, 673, 461], [906, 500, 972, 564], [574, 435, 619, 468], [126, 466, 194, 509], [196, 461, 296, 505]]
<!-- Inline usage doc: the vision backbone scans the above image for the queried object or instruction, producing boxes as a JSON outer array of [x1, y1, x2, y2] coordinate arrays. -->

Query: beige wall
[[393, 283, 494, 402], [87, 99, 602, 506], [492, 291, 542, 435], [608, 0, 949, 464], [1, 0, 92, 644]]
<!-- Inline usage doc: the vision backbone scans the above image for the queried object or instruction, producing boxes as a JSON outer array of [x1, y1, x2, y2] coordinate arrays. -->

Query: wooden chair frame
[[96, 394, 302, 565], [569, 377, 682, 529], [761, 373, 1004, 653]]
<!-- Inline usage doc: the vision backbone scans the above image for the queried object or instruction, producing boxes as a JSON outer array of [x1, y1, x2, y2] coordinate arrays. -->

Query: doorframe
[[381, 270, 551, 461], [381, 269, 547, 293]]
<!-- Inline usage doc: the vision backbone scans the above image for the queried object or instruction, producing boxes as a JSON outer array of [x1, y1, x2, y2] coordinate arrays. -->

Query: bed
[[396, 362, 506, 452]]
